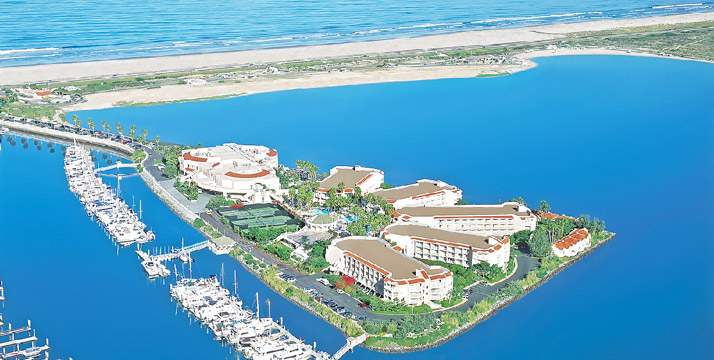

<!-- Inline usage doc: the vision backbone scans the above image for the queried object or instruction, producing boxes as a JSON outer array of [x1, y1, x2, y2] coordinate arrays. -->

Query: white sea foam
[[652, 3, 703, 9], [0, 47, 60, 55]]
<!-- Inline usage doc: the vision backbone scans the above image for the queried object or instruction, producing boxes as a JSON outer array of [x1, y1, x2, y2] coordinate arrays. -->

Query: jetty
[[0, 320, 50, 360], [94, 161, 137, 174], [332, 333, 369, 360]]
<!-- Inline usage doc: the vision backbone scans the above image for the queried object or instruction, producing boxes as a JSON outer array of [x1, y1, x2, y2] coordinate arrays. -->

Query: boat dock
[[0, 320, 50, 360], [64, 143, 155, 246], [171, 276, 331, 360], [136, 240, 209, 278]]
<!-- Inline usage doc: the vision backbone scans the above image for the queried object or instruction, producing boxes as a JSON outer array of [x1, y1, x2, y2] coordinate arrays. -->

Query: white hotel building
[[325, 237, 453, 306], [315, 165, 383, 203], [383, 224, 511, 269], [552, 228, 591, 257], [179, 143, 280, 203], [394, 202, 537, 236], [370, 179, 462, 209]]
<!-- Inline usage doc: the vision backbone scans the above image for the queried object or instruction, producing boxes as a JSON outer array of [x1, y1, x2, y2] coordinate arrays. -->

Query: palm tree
[[129, 125, 137, 139], [141, 129, 148, 142], [154, 135, 160, 145], [338, 182, 346, 193], [116, 122, 123, 135], [106, 124, 112, 134], [72, 114, 79, 127], [87, 118, 95, 134], [100, 120, 107, 133]]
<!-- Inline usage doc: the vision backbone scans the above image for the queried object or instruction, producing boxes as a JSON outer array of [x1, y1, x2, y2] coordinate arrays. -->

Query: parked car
[[358, 302, 368, 309], [335, 289, 345, 294], [317, 278, 330, 286], [358, 316, 367, 322]]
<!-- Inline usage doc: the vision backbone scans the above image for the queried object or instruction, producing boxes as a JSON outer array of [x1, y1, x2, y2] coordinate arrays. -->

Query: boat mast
[[220, 263, 224, 288], [256, 292, 259, 320], [267, 298, 271, 319], [233, 269, 237, 296]]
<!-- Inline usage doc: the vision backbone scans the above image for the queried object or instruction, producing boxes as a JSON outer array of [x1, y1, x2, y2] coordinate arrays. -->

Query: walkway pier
[[94, 162, 137, 174], [332, 333, 369, 359]]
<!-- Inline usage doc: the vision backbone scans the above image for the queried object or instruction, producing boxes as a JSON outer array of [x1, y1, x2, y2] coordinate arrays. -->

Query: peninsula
[[0, 13, 712, 115]]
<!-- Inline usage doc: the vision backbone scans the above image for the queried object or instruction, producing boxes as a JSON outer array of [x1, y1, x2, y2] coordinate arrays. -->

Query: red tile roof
[[266, 149, 277, 157], [224, 169, 270, 178], [182, 152, 208, 162], [35, 91, 51, 96], [554, 228, 590, 250]]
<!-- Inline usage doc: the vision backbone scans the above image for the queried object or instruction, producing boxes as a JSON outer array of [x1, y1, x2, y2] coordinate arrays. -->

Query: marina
[[170, 274, 331, 360], [63, 143, 155, 246]]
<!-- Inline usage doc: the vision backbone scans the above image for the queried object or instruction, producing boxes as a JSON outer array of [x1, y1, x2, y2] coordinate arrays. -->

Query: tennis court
[[218, 204, 302, 230]]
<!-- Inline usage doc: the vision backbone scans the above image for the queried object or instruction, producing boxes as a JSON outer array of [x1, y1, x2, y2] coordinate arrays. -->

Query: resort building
[[325, 236, 453, 306], [371, 179, 462, 208], [394, 202, 537, 236], [552, 228, 591, 257], [179, 143, 280, 203], [315, 165, 383, 203], [383, 224, 511, 269]]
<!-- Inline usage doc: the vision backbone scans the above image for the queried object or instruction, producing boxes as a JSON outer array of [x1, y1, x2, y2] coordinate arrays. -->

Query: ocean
[[0, 1, 712, 66], [2, 55, 713, 359]]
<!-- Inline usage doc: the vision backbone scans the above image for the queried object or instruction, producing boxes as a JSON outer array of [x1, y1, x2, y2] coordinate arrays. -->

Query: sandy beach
[[2, 12, 712, 88]]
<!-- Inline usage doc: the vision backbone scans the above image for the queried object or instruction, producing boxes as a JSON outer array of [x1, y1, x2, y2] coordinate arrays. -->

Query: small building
[[383, 224, 510, 269], [325, 236, 453, 306], [306, 212, 337, 231], [179, 143, 280, 203], [315, 165, 383, 203], [394, 202, 536, 236], [370, 179, 462, 208], [552, 228, 591, 257], [186, 78, 207, 86]]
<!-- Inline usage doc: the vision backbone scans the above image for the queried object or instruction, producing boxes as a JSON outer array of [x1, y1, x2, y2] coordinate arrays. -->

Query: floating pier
[[0, 320, 50, 360], [136, 240, 210, 278]]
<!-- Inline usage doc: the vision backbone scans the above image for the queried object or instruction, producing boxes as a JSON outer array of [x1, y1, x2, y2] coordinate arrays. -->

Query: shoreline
[[1, 12, 712, 89], [64, 48, 709, 112]]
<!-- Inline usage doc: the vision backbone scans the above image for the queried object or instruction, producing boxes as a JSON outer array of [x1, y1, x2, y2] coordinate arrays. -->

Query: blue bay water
[[0, 1, 712, 66], [1, 55, 713, 359]]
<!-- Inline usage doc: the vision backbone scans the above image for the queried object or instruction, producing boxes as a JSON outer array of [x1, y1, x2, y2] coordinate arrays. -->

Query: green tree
[[193, 218, 206, 228], [510, 197, 527, 207], [59, 113, 67, 123], [501, 281, 524, 298], [101, 120, 107, 133], [537, 200, 551, 213], [72, 114, 79, 127], [379, 183, 393, 189], [129, 125, 137, 139], [527, 229, 552, 257], [511, 229, 532, 246], [455, 199, 468, 205], [141, 129, 149, 142], [337, 182, 346, 193], [105, 123, 111, 133], [154, 135, 160, 145], [115, 122, 123, 135]]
